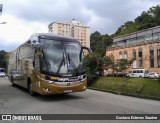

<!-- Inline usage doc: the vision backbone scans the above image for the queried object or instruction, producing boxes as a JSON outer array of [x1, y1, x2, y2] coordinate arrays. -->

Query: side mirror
[[80, 47, 93, 62]]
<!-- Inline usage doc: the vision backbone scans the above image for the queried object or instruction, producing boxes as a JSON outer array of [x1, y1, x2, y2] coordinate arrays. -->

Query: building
[[106, 26, 160, 73], [48, 19, 90, 48]]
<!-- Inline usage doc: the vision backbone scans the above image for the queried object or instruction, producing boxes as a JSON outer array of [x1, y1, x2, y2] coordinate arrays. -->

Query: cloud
[[83, 0, 160, 34], [0, 14, 47, 51], [0, 0, 160, 51]]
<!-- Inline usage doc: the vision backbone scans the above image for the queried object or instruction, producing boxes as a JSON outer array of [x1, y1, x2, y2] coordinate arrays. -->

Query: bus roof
[[32, 33, 77, 42], [11, 33, 79, 53]]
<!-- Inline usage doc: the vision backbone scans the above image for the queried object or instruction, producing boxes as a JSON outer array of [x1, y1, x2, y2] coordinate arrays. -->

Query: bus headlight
[[37, 75, 54, 84], [42, 78, 54, 84]]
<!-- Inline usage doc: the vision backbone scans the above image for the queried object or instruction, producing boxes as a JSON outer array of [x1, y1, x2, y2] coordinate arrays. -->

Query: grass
[[89, 77, 160, 97]]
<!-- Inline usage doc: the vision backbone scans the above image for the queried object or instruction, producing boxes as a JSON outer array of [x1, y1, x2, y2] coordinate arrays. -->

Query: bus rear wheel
[[11, 76, 16, 87]]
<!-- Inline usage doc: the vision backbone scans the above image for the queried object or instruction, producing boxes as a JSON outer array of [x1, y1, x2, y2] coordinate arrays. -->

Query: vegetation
[[1, 4, 160, 88], [84, 54, 104, 86], [103, 54, 133, 73], [87, 4, 160, 85], [157, 76, 160, 84], [90, 77, 160, 97], [0, 50, 10, 71], [114, 5, 160, 37], [90, 31, 113, 56], [85, 31, 113, 85]]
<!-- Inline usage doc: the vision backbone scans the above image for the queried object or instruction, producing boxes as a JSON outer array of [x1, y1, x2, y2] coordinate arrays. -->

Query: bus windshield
[[40, 38, 84, 76]]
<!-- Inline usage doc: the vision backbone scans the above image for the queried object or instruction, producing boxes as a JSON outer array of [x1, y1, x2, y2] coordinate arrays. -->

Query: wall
[[106, 42, 160, 73]]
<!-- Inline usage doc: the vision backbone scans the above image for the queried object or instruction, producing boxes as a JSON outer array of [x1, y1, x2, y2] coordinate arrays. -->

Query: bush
[[84, 54, 103, 86], [157, 76, 160, 83]]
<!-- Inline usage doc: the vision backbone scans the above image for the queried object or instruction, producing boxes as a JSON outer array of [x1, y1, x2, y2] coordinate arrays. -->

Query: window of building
[[124, 51, 127, 59], [133, 49, 136, 60], [138, 48, 143, 68], [153, 33, 159, 41], [150, 49, 154, 68], [145, 35, 152, 42], [139, 51, 142, 57], [132, 49, 136, 68], [119, 51, 122, 59], [157, 49, 160, 67]]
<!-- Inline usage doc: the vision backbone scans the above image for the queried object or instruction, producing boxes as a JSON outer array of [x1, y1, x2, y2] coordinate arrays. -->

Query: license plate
[[64, 90, 72, 93]]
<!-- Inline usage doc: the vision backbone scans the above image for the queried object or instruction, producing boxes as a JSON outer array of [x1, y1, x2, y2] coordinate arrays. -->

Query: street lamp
[[0, 22, 6, 24]]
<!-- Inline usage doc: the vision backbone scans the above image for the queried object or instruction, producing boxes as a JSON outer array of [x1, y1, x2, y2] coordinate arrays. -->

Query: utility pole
[[0, 4, 6, 24], [0, 4, 2, 15]]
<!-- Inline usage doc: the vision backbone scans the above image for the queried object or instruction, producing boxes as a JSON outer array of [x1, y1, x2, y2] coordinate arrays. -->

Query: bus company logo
[[2, 115, 11, 120], [58, 78, 69, 82], [58, 78, 78, 82]]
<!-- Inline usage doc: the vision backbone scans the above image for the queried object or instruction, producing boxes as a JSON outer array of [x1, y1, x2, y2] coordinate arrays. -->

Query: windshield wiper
[[67, 53, 79, 76], [42, 71, 58, 76], [56, 53, 65, 75]]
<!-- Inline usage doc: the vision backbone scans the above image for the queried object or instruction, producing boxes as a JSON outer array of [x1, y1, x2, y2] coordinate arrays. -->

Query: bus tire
[[28, 78, 36, 96], [139, 76, 142, 78]]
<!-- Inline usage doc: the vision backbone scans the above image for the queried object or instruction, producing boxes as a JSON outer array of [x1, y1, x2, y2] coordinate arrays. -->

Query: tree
[[83, 53, 104, 86], [0, 50, 7, 70], [5, 52, 11, 72], [114, 4, 160, 37], [148, 5, 160, 26], [90, 31, 113, 56], [135, 11, 155, 30], [115, 21, 139, 36], [90, 31, 102, 53], [104, 54, 133, 73], [115, 58, 134, 72], [103, 54, 114, 71], [102, 34, 113, 55]]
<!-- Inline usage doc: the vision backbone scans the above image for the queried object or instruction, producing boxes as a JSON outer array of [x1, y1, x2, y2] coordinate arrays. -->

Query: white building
[[48, 19, 90, 48]]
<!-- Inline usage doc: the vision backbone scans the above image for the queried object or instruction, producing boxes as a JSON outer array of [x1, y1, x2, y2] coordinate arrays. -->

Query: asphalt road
[[0, 77, 160, 123]]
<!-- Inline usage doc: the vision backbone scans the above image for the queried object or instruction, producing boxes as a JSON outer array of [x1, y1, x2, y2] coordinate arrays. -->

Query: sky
[[0, 0, 160, 52]]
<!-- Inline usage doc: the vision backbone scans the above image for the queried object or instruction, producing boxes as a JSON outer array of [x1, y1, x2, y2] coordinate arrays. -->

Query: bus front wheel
[[28, 79, 36, 96]]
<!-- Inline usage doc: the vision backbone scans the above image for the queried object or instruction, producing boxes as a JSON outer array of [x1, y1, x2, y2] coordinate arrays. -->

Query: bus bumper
[[37, 80, 87, 95]]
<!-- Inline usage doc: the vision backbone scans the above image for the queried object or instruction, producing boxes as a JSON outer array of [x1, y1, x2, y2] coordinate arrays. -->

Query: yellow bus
[[8, 33, 92, 96]]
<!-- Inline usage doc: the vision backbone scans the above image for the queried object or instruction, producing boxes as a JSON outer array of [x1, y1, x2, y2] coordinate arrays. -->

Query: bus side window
[[34, 54, 40, 72]]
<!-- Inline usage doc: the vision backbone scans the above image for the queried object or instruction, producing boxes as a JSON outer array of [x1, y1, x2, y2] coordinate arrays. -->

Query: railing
[[107, 40, 160, 51]]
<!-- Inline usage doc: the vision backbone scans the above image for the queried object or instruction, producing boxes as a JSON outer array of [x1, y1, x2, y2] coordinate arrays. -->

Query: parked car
[[115, 72, 127, 77], [146, 72, 159, 79], [0, 72, 6, 77], [127, 69, 149, 78], [0, 68, 6, 77], [105, 72, 127, 77]]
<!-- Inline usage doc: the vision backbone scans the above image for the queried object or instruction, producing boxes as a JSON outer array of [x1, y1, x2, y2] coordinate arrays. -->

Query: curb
[[88, 87, 160, 101]]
